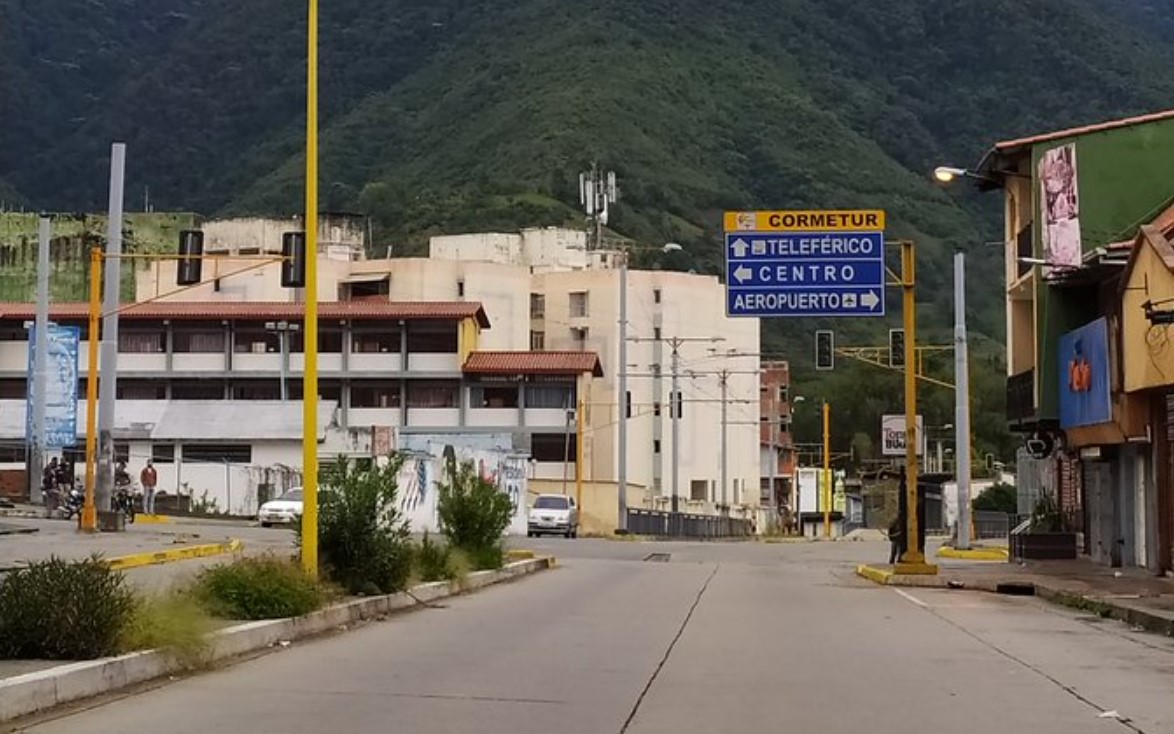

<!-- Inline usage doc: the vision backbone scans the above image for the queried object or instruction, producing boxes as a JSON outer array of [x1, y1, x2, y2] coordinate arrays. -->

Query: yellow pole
[[81, 247, 101, 532], [575, 396, 585, 512], [900, 241, 927, 567], [822, 400, 831, 538], [300, 0, 320, 579]]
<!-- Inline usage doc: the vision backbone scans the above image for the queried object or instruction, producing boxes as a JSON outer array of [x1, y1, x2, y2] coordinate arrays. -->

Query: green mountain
[[5, 0, 1174, 462]]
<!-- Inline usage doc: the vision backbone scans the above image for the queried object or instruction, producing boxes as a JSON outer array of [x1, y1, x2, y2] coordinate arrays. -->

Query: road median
[[0, 555, 555, 723]]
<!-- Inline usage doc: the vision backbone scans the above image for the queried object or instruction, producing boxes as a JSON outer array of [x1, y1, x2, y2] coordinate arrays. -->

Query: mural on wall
[[1058, 317, 1112, 429], [1039, 143, 1083, 269]]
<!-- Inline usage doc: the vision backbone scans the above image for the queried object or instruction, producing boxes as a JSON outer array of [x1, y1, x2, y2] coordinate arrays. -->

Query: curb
[[106, 539, 243, 572], [937, 546, 1009, 561], [505, 549, 535, 560], [0, 556, 555, 722], [132, 515, 173, 525]]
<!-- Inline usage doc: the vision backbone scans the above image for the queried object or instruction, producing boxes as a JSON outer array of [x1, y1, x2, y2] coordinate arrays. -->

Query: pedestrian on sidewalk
[[140, 460, 157, 516], [887, 514, 905, 565]]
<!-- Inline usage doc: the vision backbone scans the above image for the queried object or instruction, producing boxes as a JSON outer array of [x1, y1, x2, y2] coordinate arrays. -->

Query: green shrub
[[413, 532, 459, 582], [437, 457, 515, 570], [194, 556, 321, 620], [972, 482, 1017, 514], [315, 456, 413, 594], [121, 592, 214, 667], [0, 556, 135, 660]]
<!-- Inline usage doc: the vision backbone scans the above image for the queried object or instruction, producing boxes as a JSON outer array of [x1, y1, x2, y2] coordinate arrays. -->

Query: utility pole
[[30, 216, 50, 505], [97, 142, 126, 522], [670, 343, 681, 523], [822, 400, 831, 538], [954, 250, 973, 550], [617, 250, 628, 532], [719, 370, 729, 516]]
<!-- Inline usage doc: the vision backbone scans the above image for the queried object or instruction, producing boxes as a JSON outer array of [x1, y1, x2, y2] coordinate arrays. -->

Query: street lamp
[[933, 166, 967, 183], [265, 321, 300, 401]]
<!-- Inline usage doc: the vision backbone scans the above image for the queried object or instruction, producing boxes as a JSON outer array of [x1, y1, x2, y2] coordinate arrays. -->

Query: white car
[[527, 494, 579, 538], [258, 487, 303, 527]]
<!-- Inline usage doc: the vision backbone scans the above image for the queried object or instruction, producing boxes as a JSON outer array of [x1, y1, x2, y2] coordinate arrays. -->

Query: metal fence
[[973, 510, 1011, 540], [626, 509, 753, 539]]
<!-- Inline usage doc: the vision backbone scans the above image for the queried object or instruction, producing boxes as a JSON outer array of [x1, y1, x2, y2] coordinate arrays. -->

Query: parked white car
[[258, 487, 303, 527], [527, 494, 579, 538]]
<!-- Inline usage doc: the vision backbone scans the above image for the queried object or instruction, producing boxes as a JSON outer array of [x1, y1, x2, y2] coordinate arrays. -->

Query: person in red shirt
[[140, 461, 158, 515]]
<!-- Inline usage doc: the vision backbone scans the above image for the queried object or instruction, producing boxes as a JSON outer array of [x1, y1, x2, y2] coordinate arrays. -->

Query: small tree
[[972, 482, 1017, 515], [312, 455, 413, 595], [437, 456, 515, 570]]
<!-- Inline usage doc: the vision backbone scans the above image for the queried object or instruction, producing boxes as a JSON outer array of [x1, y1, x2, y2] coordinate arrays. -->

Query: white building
[[131, 223, 765, 526]]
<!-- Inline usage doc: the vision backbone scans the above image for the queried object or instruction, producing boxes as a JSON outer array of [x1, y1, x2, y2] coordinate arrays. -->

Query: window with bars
[[173, 329, 225, 353], [531, 433, 574, 462], [406, 381, 459, 408], [569, 292, 588, 318], [351, 382, 401, 408], [119, 331, 164, 353]]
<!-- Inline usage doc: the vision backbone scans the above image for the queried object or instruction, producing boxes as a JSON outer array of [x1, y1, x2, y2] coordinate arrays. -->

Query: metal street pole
[[30, 216, 50, 505], [670, 341, 681, 526], [822, 400, 831, 538], [955, 250, 973, 550], [617, 253, 628, 532], [720, 370, 729, 516], [301, 0, 321, 579], [768, 412, 778, 529], [97, 142, 126, 521]]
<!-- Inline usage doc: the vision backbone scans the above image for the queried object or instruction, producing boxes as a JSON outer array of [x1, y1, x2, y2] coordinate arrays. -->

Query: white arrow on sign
[[733, 265, 753, 283], [862, 290, 881, 310], [730, 238, 749, 258]]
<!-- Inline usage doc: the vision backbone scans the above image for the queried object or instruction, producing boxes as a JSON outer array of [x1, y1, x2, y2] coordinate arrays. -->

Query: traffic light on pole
[[815, 330, 834, 371], [176, 230, 204, 286], [889, 329, 905, 368], [281, 231, 306, 288]]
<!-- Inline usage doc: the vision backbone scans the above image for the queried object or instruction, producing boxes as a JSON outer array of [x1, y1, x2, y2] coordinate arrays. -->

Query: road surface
[[15, 538, 1174, 733]]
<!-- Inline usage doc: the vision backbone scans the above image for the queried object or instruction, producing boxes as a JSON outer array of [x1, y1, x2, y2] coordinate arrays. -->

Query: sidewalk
[[859, 554, 1174, 636]]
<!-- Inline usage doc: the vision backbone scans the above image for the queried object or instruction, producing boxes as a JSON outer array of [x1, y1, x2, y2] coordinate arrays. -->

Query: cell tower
[[579, 163, 618, 250]]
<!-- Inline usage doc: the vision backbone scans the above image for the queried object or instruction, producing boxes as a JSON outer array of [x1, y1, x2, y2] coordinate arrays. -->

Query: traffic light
[[281, 231, 306, 288], [889, 329, 905, 368], [815, 330, 834, 371], [176, 230, 204, 286]]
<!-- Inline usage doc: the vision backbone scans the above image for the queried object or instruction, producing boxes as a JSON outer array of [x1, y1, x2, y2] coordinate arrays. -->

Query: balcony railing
[[1007, 369, 1036, 422]]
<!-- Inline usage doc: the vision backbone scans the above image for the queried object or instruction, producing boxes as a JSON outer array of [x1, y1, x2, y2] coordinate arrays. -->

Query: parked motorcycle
[[113, 480, 136, 523], [58, 486, 85, 521]]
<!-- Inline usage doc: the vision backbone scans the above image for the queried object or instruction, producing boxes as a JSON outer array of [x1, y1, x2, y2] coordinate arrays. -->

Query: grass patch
[[194, 556, 323, 620], [121, 592, 215, 668]]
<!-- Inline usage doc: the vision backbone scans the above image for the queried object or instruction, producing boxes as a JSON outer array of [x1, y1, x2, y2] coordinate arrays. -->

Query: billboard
[[880, 414, 925, 457], [1058, 317, 1112, 429], [1039, 143, 1082, 269], [25, 324, 80, 448]]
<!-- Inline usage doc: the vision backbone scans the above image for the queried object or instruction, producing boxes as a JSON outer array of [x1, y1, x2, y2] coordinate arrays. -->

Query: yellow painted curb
[[133, 514, 172, 525], [506, 549, 535, 560], [107, 539, 243, 571], [856, 564, 894, 585], [937, 546, 1009, 561]]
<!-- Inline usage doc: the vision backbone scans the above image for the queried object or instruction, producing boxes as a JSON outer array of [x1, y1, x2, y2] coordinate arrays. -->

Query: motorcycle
[[112, 480, 136, 523], [58, 486, 85, 521]]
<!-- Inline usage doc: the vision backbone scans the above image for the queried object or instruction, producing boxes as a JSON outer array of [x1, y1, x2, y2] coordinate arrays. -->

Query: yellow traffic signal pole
[[822, 400, 831, 538], [81, 246, 102, 532], [895, 240, 936, 574], [301, 0, 320, 579]]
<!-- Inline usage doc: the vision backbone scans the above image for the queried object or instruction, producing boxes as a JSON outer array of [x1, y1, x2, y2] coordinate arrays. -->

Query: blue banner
[[26, 324, 80, 448], [1058, 318, 1112, 429]]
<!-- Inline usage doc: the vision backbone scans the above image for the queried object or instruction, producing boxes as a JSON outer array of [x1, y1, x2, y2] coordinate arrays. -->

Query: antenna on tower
[[579, 163, 617, 250]]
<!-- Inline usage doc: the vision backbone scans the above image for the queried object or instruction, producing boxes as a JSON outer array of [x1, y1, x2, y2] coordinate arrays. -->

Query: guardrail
[[626, 509, 753, 539]]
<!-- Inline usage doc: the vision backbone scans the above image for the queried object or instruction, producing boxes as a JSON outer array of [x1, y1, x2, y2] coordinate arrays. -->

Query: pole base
[[79, 505, 98, 533], [97, 510, 126, 533], [894, 562, 939, 576]]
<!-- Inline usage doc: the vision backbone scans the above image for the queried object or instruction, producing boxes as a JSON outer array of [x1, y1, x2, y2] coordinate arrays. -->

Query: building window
[[654, 402, 662, 417], [690, 480, 708, 502], [531, 433, 575, 462], [171, 380, 225, 400], [117, 380, 166, 400], [151, 444, 175, 464], [406, 380, 458, 408], [571, 327, 588, 347], [114, 442, 130, 465], [653, 288, 662, 304], [0, 379, 24, 399], [470, 384, 519, 408], [0, 444, 25, 462], [350, 382, 401, 408], [524, 381, 575, 409], [530, 293, 545, 319], [569, 291, 589, 318], [778, 386, 788, 402], [653, 439, 661, 454], [119, 330, 164, 353], [352, 330, 401, 354], [406, 325, 458, 353], [232, 380, 280, 400], [530, 330, 545, 351], [318, 327, 342, 353], [173, 328, 225, 353], [233, 328, 280, 354], [182, 444, 253, 464], [457, 280, 465, 298]]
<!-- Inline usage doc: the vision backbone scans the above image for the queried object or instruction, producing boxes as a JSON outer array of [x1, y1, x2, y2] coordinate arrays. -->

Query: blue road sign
[[725, 231, 886, 318]]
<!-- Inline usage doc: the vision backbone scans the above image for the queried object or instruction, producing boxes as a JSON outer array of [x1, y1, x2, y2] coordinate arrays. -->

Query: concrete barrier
[[0, 556, 555, 723]]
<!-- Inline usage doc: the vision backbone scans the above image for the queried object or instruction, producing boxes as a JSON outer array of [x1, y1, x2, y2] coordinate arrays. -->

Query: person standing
[[140, 460, 158, 516]]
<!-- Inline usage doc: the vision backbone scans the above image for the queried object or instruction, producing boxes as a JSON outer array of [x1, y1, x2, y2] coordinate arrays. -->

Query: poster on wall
[[1039, 143, 1082, 269], [1058, 317, 1112, 429]]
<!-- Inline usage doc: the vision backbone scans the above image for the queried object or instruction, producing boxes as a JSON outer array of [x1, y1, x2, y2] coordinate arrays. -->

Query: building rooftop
[[463, 351, 604, 377], [995, 109, 1174, 154], [0, 300, 491, 327]]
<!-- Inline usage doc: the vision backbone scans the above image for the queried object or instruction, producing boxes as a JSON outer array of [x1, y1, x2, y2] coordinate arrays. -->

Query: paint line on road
[[892, 587, 927, 608]]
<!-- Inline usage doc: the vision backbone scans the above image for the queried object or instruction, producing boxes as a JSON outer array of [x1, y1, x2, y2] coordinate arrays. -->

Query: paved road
[[15, 539, 1174, 733]]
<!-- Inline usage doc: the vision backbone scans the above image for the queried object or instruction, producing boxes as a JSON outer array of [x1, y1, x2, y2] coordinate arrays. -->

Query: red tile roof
[[0, 300, 490, 327], [463, 351, 604, 377], [994, 109, 1174, 153]]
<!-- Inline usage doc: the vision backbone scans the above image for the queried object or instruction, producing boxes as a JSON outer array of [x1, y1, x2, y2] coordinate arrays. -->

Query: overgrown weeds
[[193, 555, 322, 620]]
